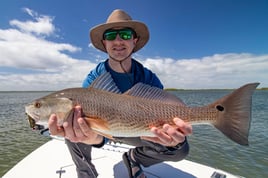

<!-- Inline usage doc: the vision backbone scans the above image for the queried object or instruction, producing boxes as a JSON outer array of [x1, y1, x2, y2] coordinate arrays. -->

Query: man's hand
[[141, 117, 192, 147], [48, 105, 103, 145]]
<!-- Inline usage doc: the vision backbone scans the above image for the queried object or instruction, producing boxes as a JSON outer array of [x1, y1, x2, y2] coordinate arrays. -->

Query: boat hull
[[3, 138, 241, 178]]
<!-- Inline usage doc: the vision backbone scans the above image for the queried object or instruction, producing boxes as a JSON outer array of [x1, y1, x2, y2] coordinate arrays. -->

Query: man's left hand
[[141, 117, 192, 147]]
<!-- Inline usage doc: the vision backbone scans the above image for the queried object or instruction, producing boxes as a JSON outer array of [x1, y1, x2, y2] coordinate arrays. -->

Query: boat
[[3, 136, 243, 178]]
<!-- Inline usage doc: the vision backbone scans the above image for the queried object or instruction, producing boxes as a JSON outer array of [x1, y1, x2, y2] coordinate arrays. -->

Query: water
[[0, 92, 50, 176], [0, 90, 267, 177]]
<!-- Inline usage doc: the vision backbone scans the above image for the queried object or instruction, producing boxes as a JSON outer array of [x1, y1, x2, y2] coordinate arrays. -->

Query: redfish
[[25, 72, 259, 145]]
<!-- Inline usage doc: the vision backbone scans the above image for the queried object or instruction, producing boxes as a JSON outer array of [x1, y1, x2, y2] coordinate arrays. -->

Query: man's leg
[[65, 139, 98, 178], [116, 137, 189, 167]]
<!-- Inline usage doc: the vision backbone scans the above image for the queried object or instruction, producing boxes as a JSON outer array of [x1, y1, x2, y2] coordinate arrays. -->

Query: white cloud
[[9, 8, 55, 36], [142, 53, 267, 89], [0, 29, 82, 71], [0, 60, 96, 91]]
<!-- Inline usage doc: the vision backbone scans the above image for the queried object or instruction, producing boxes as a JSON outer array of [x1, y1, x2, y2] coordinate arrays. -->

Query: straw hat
[[90, 9, 149, 53]]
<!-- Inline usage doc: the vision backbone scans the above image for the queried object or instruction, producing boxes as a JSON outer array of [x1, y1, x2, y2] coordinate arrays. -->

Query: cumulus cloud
[[10, 8, 55, 36], [0, 29, 82, 71], [142, 53, 267, 89], [0, 59, 96, 91]]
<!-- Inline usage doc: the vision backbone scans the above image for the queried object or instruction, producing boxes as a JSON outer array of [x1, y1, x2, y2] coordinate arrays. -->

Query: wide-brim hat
[[90, 9, 149, 53]]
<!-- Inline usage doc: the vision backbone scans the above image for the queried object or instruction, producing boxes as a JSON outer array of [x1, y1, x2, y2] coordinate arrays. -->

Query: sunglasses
[[103, 28, 136, 41]]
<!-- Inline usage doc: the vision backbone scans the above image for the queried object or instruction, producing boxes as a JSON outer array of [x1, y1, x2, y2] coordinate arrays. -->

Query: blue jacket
[[82, 59, 163, 92]]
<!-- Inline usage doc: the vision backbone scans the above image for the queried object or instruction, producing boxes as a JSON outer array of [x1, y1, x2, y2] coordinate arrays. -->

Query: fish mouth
[[27, 114, 45, 130]]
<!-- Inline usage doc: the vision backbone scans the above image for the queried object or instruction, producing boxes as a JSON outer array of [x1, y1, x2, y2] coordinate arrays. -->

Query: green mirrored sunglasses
[[103, 28, 136, 41]]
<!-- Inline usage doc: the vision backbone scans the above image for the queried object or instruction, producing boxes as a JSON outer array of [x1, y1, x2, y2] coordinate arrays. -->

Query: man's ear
[[101, 40, 106, 48], [133, 38, 138, 45]]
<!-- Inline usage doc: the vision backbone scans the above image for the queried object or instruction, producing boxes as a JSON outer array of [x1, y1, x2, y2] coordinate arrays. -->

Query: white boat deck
[[3, 138, 242, 178]]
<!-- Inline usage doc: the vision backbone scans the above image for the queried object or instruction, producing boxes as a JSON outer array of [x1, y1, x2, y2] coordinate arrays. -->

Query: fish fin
[[210, 82, 259, 146], [84, 116, 113, 138], [124, 83, 186, 106], [90, 129, 114, 141], [89, 72, 121, 94]]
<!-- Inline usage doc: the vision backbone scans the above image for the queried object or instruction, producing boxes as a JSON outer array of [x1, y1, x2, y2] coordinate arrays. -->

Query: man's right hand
[[48, 105, 104, 145]]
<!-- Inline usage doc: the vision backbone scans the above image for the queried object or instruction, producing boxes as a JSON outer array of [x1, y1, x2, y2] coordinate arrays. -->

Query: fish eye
[[34, 102, 42, 108]]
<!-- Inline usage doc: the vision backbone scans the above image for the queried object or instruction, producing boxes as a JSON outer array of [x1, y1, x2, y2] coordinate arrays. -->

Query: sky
[[0, 0, 267, 91]]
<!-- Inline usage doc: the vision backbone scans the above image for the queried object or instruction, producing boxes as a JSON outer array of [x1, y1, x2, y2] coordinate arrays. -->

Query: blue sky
[[0, 0, 267, 90]]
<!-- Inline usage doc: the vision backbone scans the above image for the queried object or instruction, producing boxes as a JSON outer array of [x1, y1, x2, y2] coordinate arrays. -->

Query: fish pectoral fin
[[84, 117, 114, 140], [84, 117, 109, 130], [92, 130, 114, 141]]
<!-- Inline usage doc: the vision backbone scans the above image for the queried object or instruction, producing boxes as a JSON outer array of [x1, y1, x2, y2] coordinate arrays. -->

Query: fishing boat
[[3, 136, 243, 178]]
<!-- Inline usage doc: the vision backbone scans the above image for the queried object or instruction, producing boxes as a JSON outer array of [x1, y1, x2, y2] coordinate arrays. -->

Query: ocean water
[[0, 90, 267, 177]]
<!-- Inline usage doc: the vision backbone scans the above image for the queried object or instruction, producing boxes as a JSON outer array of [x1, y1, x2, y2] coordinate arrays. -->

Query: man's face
[[102, 27, 138, 61]]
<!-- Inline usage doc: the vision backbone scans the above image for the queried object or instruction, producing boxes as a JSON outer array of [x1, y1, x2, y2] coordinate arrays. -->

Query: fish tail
[[210, 83, 259, 145]]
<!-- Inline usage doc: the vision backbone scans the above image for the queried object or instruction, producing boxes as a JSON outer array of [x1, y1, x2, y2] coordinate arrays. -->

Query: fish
[[25, 72, 259, 145]]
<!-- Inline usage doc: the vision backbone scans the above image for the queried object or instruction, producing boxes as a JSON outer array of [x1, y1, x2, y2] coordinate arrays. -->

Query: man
[[48, 9, 192, 178]]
